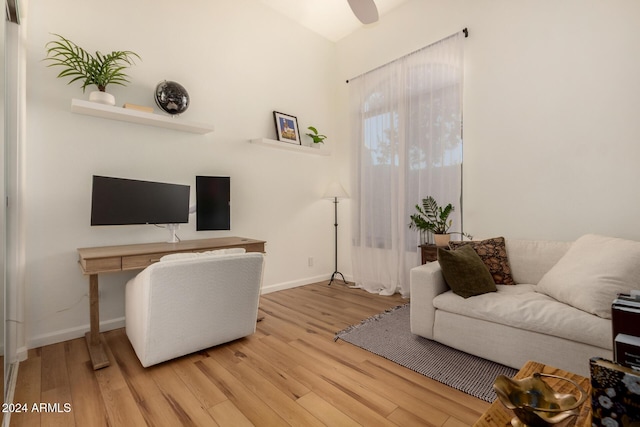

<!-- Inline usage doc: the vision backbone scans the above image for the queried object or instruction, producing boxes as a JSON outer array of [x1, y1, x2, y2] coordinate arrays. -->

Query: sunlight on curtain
[[349, 31, 464, 296]]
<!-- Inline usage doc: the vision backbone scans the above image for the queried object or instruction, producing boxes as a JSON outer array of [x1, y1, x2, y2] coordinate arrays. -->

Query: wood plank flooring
[[9, 281, 490, 426]]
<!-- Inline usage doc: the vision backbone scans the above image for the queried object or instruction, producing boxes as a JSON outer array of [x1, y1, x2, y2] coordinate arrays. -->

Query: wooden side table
[[419, 243, 448, 264], [419, 244, 437, 264], [473, 360, 591, 427]]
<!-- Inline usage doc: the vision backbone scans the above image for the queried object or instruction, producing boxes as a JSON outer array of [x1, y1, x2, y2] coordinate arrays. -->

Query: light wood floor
[[10, 281, 489, 426]]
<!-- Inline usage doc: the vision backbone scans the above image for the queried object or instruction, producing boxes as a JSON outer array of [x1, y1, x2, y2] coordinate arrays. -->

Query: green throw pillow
[[437, 245, 497, 298]]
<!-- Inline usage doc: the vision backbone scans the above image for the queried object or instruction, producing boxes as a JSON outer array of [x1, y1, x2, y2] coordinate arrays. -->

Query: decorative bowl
[[493, 372, 587, 427]]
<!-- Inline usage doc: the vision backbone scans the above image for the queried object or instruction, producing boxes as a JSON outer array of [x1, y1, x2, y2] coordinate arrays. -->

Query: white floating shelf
[[71, 99, 214, 134], [249, 138, 330, 156]]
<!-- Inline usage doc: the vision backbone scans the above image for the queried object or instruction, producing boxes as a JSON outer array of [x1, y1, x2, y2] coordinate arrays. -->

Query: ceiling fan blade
[[347, 0, 379, 24]]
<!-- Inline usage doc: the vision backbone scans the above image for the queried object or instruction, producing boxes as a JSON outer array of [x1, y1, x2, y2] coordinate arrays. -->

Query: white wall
[[21, 0, 640, 349], [23, 0, 340, 348], [337, 0, 640, 248]]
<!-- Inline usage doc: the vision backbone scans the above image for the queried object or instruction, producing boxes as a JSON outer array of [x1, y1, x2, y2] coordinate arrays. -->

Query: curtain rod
[[346, 27, 468, 84]]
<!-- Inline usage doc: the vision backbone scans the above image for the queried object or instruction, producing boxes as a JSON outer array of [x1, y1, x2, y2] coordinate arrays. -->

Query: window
[[349, 31, 464, 296]]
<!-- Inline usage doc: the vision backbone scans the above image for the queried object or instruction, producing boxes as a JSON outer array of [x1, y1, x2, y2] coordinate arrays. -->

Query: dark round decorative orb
[[154, 80, 189, 115]]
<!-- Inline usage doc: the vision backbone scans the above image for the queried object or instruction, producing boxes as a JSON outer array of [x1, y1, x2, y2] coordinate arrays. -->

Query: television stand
[[77, 236, 266, 370]]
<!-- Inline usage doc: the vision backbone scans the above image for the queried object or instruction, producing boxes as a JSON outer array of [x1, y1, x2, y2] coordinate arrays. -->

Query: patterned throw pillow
[[449, 237, 515, 285]]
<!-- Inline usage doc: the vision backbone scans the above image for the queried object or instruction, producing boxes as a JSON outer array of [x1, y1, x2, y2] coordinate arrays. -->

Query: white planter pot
[[89, 91, 116, 106]]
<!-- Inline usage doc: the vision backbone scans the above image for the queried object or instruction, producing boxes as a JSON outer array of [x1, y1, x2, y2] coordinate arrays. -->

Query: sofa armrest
[[410, 262, 448, 339]]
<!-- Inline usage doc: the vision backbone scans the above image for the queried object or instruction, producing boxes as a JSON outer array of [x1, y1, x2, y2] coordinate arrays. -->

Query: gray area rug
[[334, 303, 518, 402]]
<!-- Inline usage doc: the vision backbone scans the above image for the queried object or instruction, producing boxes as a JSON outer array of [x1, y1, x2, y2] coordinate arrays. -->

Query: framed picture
[[273, 111, 301, 145]]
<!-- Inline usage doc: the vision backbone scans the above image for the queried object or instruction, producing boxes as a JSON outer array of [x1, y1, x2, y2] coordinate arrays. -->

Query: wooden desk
[[473, 360, 591, 427], [77, 236, 266, 370]]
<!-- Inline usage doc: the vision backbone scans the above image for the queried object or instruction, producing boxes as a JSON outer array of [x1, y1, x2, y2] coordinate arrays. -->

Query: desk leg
[[84, 274, 110, 370]]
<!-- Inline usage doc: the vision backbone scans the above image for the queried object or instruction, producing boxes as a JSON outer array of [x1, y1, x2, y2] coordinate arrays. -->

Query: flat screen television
[[91, 175, 191, 226], [196, 176, 231, 230]]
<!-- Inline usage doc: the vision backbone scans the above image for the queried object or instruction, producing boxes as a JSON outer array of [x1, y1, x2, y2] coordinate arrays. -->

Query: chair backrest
[[126, 251, 264, 366]]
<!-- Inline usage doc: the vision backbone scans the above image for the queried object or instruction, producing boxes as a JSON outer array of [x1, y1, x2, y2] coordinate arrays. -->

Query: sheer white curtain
[[349, 31, 464, 297]]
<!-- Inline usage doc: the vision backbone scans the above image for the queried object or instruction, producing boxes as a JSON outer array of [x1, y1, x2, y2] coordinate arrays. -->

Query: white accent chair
[[125, 249, 264, 367]]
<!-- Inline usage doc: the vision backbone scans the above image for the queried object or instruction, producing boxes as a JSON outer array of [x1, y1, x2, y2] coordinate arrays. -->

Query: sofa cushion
[[505, 239, 571, 285], [433, 285, 611, 349], [536, 234, 640, 319], [449, 237, 515, 285], [437, 245, 497, 298]]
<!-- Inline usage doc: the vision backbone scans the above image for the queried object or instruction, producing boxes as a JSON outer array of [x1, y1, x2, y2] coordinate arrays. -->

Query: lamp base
[[328, 271, 347, 286]]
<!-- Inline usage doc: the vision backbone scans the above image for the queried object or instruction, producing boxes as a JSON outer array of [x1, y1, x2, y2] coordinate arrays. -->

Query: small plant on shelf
[[306, 126, 327, 144], [44, 34, 140, 104]]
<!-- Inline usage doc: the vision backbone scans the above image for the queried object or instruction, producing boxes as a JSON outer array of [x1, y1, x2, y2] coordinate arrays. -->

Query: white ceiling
[[259, 0, 409, 42]]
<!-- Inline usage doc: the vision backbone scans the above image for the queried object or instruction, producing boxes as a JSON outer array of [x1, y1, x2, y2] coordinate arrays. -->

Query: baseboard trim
[[261, 274, 344, 294], [25, 275, 354, 349], [28, 317, 125, 349], [16, 345, 28, 362]]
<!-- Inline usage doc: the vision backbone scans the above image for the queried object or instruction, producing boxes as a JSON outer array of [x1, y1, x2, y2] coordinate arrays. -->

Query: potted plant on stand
[[44, 34, 141, 106], [408, 196, 471, 246]]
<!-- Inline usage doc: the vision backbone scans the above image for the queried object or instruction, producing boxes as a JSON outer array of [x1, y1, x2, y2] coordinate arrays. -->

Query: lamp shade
[[323, 182, 349, 199]]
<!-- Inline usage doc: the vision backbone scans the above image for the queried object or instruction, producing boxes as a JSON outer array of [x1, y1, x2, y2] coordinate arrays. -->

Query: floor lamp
[[323, 182, 349, 285]]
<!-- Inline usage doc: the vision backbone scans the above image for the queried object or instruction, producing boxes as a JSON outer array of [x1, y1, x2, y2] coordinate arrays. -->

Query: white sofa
[[410, 235, 640, 377], [125, 249, 264, 367]]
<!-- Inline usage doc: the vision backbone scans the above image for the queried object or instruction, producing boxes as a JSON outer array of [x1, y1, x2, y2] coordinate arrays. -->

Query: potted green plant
[[44, 34, 141, 106], [408, 196, 471, 246], [305, 126, 327, 147]]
